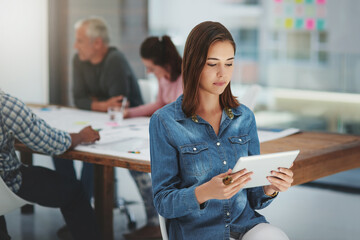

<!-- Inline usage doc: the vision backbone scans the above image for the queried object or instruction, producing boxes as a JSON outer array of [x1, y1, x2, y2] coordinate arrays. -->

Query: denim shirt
[[149, 95, 276, 240]]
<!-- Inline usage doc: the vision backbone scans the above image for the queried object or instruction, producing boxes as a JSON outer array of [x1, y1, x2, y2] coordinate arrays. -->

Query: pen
[[128, 151, 141, 154]]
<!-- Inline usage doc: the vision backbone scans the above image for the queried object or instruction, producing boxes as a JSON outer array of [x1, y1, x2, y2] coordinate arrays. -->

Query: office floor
[[5, 156, 360, 240]]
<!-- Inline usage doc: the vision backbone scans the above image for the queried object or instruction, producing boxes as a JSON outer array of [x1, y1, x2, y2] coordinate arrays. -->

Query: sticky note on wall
[[306, 18, 315, 30], [317, 19, 325, 30], [295, 18, 304, 29], [285, 18, 294, 29]]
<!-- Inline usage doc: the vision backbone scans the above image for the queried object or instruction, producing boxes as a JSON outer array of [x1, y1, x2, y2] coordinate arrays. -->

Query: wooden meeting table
[[15, 131, 360, 240]]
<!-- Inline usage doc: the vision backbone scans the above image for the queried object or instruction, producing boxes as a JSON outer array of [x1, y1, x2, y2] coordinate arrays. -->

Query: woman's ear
[[164, 64, 171, 79]]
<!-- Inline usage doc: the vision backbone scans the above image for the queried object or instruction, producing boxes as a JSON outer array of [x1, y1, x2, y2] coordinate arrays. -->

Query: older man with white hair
[[53, 17, 161, 240]]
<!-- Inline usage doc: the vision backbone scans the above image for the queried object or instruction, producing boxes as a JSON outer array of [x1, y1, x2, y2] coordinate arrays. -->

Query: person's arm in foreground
[[3, 93, 99, 154]]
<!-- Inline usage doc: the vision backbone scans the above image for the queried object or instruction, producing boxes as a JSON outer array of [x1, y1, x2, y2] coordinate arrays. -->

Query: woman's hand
[[263, 165, 294, 196], [122, 101, 131, 119], [195, 169, 253, 204]]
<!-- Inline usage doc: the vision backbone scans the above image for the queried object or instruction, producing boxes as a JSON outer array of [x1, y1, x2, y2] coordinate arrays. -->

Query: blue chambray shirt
[[0, 91, 71, 193], [150, 95, 277, 240]]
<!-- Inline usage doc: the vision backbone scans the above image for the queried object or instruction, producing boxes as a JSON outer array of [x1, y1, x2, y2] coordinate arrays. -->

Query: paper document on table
[[76, 135, 150, 161], [30, 106, 151, 160], [31, 107, 108, 132], [258, 128, 300, 143], [97, 122, 149, 144]]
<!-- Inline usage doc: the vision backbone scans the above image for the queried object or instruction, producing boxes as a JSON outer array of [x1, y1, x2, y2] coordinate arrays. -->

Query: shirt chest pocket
[[228, 135, 250, 159], [180, 143, 212, 177]]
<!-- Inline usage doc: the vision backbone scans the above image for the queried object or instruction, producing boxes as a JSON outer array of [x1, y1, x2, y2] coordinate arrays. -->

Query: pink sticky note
[[317, 6, 326, 17], [317, 0, 326, 4], [296, 5, 304, 16], [306, 19, 315, 30], [106, 122, 119, 127], [274, 0, 282, 3]]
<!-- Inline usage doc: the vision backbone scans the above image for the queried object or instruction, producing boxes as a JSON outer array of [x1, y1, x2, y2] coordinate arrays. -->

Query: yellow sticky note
[[285, 18, 294, 29], [75, 121, 89, 125]]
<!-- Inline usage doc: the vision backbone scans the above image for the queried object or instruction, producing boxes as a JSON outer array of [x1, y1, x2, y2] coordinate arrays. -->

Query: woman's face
[[198, 40, 234, 97], [141, 58, 170, 81]]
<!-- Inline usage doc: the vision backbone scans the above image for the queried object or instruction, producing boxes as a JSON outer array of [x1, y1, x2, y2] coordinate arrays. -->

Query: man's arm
[[73, 55, 93, 110], [2, 93, 100, 155], [2, 93, 71, 155], [91, 51, 138, 112], [104, 51, 131, 98]]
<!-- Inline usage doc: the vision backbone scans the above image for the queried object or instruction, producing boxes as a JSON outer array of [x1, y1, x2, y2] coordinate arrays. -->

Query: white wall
[[327, 0, 360, 54], [149, 0, 261, 45], [0, 0, 48, 103]]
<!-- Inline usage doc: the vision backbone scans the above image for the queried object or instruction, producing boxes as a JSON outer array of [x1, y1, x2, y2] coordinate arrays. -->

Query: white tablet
[[232, 150, 300, 189]]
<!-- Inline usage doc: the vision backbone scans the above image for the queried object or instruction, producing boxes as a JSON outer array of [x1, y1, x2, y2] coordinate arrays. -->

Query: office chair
[[159, 214, 168, 240], [117, 198, 137, 230], [114, 174, 138, 230], [0, 177, 32, 216]]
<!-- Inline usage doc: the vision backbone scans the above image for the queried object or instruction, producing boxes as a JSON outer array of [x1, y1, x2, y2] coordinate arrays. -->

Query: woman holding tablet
[[149, 21, 294, 240]]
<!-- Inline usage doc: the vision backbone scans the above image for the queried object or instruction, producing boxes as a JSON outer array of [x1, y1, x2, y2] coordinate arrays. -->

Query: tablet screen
[[232, 150, 300, 189]]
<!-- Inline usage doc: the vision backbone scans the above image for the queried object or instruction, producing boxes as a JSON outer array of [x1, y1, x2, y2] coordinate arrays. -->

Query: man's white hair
[[75, 17, 110, 44]]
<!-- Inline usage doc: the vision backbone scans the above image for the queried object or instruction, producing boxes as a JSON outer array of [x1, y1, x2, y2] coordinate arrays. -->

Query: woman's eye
[[207, 63, 216, 67], [226, 63, 233, 67]]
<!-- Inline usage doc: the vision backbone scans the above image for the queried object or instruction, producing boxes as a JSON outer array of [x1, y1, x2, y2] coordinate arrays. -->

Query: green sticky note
[[295, 18, 304, 29], [317, 19, 325, 30]]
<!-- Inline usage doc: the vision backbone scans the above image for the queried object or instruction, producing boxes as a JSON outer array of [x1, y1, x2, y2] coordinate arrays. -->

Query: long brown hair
[[140, 35, 182, 82], [182, 21, 239, 117]]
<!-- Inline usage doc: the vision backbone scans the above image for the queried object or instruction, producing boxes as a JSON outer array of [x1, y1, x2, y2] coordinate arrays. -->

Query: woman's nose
[[217, 66, 225, 78]]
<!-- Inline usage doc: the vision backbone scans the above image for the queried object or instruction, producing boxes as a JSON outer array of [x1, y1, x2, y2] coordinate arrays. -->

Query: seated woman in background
[[123, 35, 183, 118]]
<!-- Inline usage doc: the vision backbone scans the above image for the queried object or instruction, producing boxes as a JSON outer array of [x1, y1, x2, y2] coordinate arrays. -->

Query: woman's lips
[[213, 82, 226, 86]]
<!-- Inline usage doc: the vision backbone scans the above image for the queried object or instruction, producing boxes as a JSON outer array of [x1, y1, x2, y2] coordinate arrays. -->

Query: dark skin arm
[[69, 126, 100, 149]]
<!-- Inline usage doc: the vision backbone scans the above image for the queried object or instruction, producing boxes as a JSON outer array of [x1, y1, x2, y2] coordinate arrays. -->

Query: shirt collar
[[174, 94, 243, 122]]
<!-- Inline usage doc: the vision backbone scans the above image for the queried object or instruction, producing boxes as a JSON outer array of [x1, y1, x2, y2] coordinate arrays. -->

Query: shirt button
[[216, 142, 220, 146], [193, 147, 197, 151], [225, 224, 229, 228], [223, 161, 227, 165], [239, 139, 242, 142], [227, 212, 230, 216]]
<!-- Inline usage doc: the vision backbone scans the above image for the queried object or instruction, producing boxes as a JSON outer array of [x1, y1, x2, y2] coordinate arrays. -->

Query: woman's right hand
[[195, 168, 253, 204]]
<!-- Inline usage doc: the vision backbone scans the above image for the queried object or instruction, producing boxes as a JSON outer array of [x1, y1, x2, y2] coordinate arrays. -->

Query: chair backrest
[[158, 214, 168, 240], [0, 177, 32, 215]]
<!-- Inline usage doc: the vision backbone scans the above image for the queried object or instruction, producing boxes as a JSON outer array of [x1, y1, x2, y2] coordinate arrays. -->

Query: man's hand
[[91, 95, 124, 112], [69, 126, 100, 149], [78, 126, 100, 143]]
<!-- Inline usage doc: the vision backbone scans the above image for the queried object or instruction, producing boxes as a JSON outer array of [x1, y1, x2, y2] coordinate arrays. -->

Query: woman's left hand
[[263, 165, 294, 196]]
